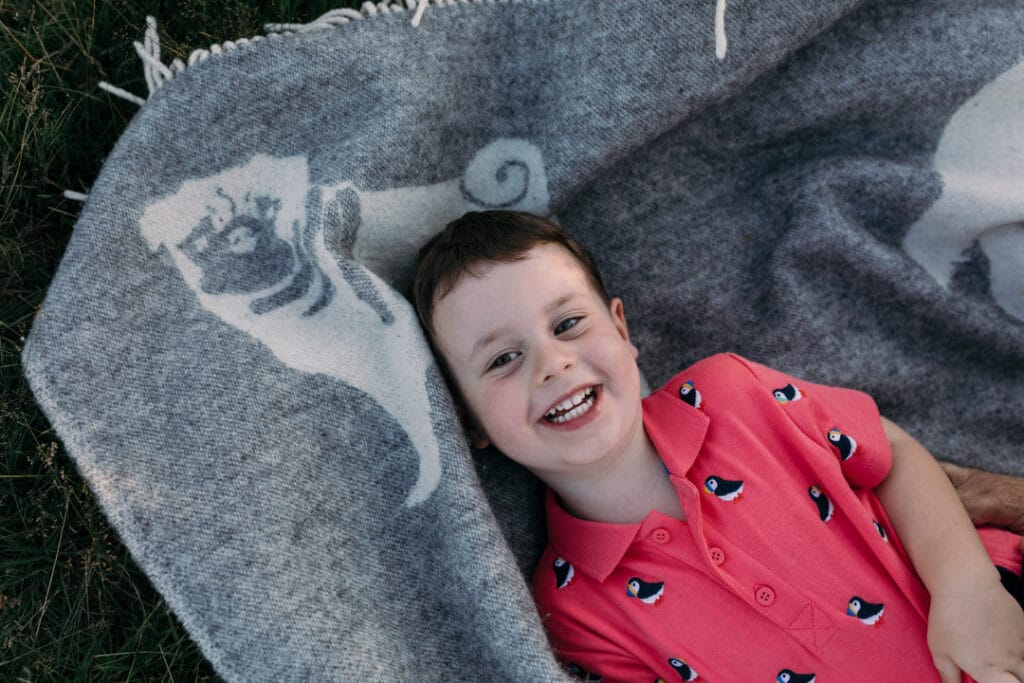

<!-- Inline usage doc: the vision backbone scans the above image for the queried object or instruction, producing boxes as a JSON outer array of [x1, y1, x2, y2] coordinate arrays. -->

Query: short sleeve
[[729, 354, 892, 489]]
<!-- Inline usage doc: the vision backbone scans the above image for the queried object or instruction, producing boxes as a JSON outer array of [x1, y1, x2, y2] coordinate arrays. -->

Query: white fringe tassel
[[97, 81, 146, 107], [94, 2, 444, 108], [715, 0, 728, 60], [93, 0, 728, 107]]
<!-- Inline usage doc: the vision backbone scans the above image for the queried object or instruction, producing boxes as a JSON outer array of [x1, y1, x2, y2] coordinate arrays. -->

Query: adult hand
[[941, 461, 1024, 541]]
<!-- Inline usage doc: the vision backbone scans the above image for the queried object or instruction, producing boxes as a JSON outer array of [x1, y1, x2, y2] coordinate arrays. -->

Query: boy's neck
[[547, 426, 685, 525]]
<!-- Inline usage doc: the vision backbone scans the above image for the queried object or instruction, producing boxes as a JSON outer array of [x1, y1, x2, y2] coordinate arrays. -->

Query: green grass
[[1, 2, 363, 679]]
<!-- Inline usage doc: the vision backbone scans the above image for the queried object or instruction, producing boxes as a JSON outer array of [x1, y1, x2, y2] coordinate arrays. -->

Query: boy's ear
[[468, 426, 491, 450], [456, 402, 491, 449], [608, 297, 638, 358], [432, 350, 491, 449]]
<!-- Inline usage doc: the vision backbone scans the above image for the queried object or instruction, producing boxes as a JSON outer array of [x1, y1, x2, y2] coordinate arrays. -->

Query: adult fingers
[[938, 461, 1024, 531], [938, 461, 990, 523], [940, 460, 974, 488]]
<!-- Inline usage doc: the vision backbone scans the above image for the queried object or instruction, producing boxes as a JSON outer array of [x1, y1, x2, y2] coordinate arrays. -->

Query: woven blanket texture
[[22, 0, 1024, 680]]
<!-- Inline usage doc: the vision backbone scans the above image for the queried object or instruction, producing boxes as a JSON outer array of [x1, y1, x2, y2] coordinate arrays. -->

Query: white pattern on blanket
[[903, 59, 1024, 321], [139, 140, 549, 506]]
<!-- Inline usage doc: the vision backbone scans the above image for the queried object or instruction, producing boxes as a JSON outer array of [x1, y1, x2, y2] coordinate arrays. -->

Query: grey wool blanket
[[22, 0, 1024, 680]]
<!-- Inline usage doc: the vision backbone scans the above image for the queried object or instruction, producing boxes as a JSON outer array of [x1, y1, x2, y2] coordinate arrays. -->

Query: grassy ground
[[1, 2, 363, 680]]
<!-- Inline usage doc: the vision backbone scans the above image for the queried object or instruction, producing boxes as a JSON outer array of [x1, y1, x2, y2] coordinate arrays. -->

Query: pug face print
[[139, 139, 551, 506]]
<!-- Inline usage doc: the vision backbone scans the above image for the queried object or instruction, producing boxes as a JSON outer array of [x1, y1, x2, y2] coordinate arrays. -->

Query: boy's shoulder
[[649, 353, 810, 414]]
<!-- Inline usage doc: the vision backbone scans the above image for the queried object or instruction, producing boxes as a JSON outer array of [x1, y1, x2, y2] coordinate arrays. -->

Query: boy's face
[[431, 242, 646, 483]]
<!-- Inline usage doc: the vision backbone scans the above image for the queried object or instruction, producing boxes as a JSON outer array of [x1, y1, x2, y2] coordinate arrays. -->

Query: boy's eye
[[488, 351, 520, 370], [554, 317, 582, 335]]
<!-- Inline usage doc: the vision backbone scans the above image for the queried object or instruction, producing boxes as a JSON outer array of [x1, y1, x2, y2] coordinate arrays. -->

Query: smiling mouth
[[543, 386, 598, 424]]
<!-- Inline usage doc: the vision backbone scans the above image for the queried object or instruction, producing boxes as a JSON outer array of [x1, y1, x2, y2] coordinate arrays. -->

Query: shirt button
[[708, 546, 726, 565], [651, 528, 671, 544], [755, 585, 776, 606]]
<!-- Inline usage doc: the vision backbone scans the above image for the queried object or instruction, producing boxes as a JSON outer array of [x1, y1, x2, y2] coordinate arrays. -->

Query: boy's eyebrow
[[469, 293, 577, 361]]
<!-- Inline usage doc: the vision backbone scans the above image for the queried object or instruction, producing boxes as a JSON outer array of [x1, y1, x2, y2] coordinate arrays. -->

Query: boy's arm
[[875, 416, 1024, 683]]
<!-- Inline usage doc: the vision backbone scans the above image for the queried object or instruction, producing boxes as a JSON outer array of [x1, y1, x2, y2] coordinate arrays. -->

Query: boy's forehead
[[440, 243, 588, 303], [432, 244, 593, 350]]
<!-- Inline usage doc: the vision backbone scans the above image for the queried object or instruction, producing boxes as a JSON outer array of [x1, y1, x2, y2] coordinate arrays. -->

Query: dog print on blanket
[[139, 138, 551, 506]]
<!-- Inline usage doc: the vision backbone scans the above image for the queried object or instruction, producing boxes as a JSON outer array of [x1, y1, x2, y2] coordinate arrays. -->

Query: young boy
[[411, 210, 1024, 682]]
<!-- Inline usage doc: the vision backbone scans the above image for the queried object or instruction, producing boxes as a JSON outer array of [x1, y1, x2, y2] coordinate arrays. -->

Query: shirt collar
[[544, 385, 709, 583], [544, 488, 641, 583], [642, 385, 709, 477]]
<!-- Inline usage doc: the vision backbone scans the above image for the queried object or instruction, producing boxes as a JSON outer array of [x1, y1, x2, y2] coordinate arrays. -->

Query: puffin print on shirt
[[704, 475, 744, 502], [827, 427, 858, 461], [553, 557, 575, 589], [677, 380, 703, 409], [668, 657, 699, 680], [777, 670, 816, 683], [847, 596, 885, 626], [772, 383, 804, 404], [809, 485, 834, 522], [626, 577, 665, 605]]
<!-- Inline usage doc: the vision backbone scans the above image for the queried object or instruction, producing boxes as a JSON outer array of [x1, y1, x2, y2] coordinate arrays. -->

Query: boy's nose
[[536, 343, 575, 384]]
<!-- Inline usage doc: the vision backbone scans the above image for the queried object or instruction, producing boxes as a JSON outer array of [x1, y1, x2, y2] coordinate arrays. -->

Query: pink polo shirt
[[532, 353, 1021, 682]]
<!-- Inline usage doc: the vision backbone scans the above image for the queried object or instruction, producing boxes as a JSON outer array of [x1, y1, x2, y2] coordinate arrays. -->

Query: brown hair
[[410, 210, 610, 346]]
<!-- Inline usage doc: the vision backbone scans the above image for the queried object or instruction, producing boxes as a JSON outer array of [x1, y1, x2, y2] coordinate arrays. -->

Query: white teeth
[[552, 389, 587, 414], [545, 388, 591, 416], [544, 387, 596, 423]]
